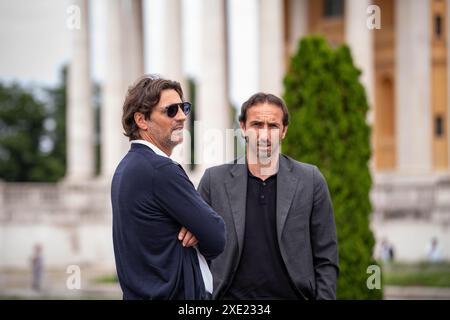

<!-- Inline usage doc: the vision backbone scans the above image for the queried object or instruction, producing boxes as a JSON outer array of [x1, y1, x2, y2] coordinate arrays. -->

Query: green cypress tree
[[283, 36, 382, 299]]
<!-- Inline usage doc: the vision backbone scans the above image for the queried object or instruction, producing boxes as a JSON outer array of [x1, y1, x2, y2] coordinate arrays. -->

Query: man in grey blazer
[[198, 92, 339, 300]]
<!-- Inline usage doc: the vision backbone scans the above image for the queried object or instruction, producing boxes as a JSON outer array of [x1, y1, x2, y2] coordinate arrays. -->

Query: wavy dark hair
[[239, 92, 289, 126], [122, 74, 183, 140]]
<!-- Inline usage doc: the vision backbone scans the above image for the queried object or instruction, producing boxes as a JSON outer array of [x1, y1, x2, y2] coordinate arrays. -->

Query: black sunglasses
[[163, 102, 192, 118]]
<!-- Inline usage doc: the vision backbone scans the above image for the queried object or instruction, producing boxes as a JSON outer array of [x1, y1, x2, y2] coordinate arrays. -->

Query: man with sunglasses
[[111, 75, 226, 300]]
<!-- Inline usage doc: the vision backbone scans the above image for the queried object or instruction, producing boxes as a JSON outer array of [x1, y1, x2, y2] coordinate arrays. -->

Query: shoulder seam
[[132, 149, 173, 169]]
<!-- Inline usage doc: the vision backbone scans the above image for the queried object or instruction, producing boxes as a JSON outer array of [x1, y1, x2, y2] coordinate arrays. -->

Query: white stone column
[[258, 0, 284, 96], [160, 0, 183, 81], [101, 0, 125, 179], [66, 0, 94, 181], [345, 0, 374, 122], [143, 0, 182, 79], [101, 0, 144, 179], [196, 0, 231, 174], [121, 0, 145, 86], [154, 0, 190, 166], [287, 0, 308, 56], [396, 0, 432, 174], [228, 0, 259, 108]]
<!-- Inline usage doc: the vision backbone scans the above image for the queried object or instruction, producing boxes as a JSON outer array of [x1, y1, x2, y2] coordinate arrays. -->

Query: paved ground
[[384, 286, 450, 300], [0, 268, 121, 300], [1, 268, 450, 300]]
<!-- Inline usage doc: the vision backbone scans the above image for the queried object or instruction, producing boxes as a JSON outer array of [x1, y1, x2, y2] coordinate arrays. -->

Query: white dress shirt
[[131, 140, 213, 294]]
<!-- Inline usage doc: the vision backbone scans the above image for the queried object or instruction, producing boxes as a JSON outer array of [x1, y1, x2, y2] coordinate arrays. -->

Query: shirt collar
[[247, 167, 277, 182], [131, 140, 169, 158]]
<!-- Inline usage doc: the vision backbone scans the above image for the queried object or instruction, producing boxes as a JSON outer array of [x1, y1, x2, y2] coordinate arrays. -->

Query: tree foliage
[[0, 68, 67, 182], [283, 36, 382, 299]]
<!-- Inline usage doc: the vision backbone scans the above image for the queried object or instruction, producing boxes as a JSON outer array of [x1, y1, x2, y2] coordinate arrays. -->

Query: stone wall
[[0, 180, 115, 270], [1, 171, 450, 268], [371, 173, 450, 261]]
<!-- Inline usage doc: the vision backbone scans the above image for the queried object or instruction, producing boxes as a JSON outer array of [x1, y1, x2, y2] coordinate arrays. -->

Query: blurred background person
[[30, 244, 44, 291], [426, 237, 443, 263], [380, 238, 395, 264]]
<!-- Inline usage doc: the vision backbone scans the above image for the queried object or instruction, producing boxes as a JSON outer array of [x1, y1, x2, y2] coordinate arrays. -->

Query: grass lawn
[[93, 262, 450, 289], [383, 262, 450, 288], [94, 274, 118, 284]]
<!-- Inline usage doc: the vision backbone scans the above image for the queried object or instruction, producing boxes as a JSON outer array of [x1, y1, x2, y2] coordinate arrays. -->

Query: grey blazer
[[197, 154, 339, 300]]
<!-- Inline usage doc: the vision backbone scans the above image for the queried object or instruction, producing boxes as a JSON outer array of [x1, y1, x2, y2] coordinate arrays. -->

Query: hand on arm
[[178, 226, 199, 247]]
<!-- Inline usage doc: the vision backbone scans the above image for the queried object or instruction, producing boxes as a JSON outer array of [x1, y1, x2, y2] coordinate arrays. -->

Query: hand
[[178, 226, 198, 247]]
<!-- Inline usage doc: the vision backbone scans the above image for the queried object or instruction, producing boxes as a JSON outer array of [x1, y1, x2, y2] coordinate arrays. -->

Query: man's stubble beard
[[247, 141, 281, 166]]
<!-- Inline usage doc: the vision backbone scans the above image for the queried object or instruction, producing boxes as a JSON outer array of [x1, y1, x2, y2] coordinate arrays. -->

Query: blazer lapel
[[224, 159, 247, 257], [276, 155, 301, 244]]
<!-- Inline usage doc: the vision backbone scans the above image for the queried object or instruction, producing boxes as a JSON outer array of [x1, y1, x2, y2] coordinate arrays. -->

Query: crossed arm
[[153, 162, 225, 258]]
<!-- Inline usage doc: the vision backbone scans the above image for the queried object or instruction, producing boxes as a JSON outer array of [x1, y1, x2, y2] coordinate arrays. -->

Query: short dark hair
[[238, 92, 289, 126], [122, 74, 183, 140]]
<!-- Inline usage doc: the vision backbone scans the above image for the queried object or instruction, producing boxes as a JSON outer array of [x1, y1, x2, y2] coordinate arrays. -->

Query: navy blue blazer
[[111, 143, 226, 299]]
